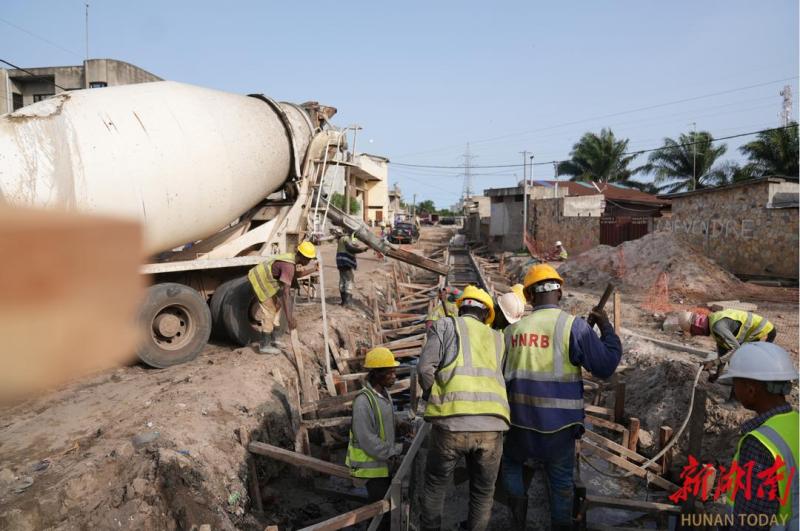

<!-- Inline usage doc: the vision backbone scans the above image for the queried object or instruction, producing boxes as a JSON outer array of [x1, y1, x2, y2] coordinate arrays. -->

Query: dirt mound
[[559, 232, 743, 300]]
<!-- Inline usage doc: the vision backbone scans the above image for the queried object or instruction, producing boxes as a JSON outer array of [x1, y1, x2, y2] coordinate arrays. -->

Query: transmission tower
[[779, 85, 793, 126], [460, 143, 477, 202]]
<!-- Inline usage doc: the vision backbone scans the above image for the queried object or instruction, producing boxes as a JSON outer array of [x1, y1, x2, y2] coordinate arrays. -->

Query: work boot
[[341, 292, 350, 306], [258, 333, 281, 355], [509, 495, 528, 529]]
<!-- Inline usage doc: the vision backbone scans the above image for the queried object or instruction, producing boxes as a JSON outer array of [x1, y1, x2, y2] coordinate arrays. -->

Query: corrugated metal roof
[[531, 180, 668, 205]]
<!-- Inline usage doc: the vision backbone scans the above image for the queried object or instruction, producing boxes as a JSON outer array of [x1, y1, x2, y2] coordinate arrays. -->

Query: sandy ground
[[1, 226, 797, 530]]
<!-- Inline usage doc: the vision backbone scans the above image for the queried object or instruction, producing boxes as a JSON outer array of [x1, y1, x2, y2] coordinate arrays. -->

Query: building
[[387, 184, 407, 224], [463, 196, 491, 242], [339, 153, 390, 225], [657, 177, 798, 280], [485, 180, 669, 253], [1, 58, 162, 114]]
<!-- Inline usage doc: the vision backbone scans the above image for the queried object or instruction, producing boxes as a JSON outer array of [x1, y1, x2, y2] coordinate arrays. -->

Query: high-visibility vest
[[346, 386, 390, 479], [709, 309, 774, 348], [504, 308, 583, 433], [336, 235, 359, 270], [426, 300, 459, 322], [424, 316, 509, 422], [728, 410, 799, 529], [559, 248, 568, 260], [248, 253, 295, 303]]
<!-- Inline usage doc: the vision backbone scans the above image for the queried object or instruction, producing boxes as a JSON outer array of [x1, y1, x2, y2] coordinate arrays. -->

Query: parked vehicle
[[390, 222, 419, 243]]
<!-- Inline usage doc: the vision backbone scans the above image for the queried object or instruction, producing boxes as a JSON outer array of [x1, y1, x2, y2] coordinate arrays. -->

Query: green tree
[[416, 200, 436, 214], [642, 131, 728, 193], [557, 128, 645, 186], [739, 123, 799, 178], [330, 192, 361, 214]]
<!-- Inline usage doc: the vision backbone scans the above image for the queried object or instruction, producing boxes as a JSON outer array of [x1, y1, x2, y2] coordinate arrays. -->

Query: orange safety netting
[[615, 247, 626, 280], [642, 271, 672, 313]]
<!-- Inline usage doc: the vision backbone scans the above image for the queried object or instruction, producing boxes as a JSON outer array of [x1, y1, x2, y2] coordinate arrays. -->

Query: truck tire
[[209, 276, 248, 341], [137, 282, 212, 368], [220, 278, 263, 347]]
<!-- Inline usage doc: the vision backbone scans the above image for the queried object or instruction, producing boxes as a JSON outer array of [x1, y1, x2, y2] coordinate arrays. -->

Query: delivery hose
[[580, 361, 705, 482]]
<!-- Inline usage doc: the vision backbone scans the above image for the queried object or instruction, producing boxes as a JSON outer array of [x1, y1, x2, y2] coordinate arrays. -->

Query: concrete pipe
[[0, 81, 314, 255]]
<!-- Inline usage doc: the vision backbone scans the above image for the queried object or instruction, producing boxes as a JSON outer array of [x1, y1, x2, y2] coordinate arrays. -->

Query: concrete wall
[[655, 180, 799, 279], [530, 197, 600, 255], [489, 196, 524, 251], [84, 59, 161, 86]]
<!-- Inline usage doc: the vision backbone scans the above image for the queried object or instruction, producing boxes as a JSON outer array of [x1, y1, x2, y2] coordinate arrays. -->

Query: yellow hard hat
[[511, 284, 525, 304], [523, 264, 564, 289], [297, 241, 316, 259], [455, 285, 495, 325], [364, 347, 400, 369]]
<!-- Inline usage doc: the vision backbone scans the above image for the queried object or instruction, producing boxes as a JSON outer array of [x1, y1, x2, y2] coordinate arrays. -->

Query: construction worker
[[678, 309, 777, 357], [335, 229, 368, 306], [718, 342, 798, 530], [418, 285, 509, 531], [554, 241, 568, 261], [502, 264, 622, 529], [247, 241, 316, 354], [493, 288, 526, 330], [425, 286, 461, 328], [346, 347, 404, 507]]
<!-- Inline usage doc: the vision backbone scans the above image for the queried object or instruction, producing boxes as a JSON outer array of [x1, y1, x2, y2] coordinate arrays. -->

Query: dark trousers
[[366, 477, 391, 531], [502, 426, 577, 527], [420, 426, 503, 531]]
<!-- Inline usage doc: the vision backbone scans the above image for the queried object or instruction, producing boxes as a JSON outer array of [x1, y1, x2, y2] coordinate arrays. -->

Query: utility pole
[[553, 161, 559, 199], [519, 150, 530, 249], [460, 143, 477, 211], [84, 3, 90, 61], [344, 124, 362, 215], [780, 85, 793, 126], [691, 122, 697, 191], [412, 193, 417, 218]]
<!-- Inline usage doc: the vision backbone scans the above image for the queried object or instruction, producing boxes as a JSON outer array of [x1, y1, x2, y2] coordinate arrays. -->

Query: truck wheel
[[220, 279, 263, 347], [137, 283, 211, 368], [209, 276, 248, 341]]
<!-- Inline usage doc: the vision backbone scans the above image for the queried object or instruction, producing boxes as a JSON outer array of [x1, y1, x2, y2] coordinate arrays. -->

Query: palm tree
[[642, 131, 727, 193], [739, 123, 799, 178], [557, 128, 644, 186]]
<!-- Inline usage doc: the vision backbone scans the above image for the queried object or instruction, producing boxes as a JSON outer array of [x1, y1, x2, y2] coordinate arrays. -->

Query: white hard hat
[[718, 342, 798, 383], [497, 292, 525, 324], [555, 241, 563, 246], [677, 311, 693, 332]]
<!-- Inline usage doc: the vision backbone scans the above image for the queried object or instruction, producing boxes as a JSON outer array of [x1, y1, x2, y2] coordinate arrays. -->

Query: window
[[33, 93, 54, 103], [12, 93, 23, 111], [89, 81, 107, 88]]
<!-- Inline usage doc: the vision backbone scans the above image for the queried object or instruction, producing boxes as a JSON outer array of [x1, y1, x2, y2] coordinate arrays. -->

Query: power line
[[391, 124, 797, 170], [0, 58, 70, 91], [0, 17, 82, 58], [392, 76, 796, 159]]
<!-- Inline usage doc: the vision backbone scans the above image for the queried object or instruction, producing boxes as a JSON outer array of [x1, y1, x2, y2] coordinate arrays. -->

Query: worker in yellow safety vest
[[554, 241, 568, 261], [418, 285, 509, 531], [425, 286, 461, 328], [718, 342, 798, 530], [679, 309, 777, 356], [247, 241, 316, 354], [346, 347, 404, 517], [502, 264, 622, 529], [679, 309, 777, 385]]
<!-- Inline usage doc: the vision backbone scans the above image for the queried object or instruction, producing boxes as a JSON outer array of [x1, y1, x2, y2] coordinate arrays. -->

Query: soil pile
[[559, 232, 743, 300]]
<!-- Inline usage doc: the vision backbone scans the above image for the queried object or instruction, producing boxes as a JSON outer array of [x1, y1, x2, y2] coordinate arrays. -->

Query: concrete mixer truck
[[0, 80, 446, 368]]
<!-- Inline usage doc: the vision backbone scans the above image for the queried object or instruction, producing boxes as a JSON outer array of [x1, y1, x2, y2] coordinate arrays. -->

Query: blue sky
[[1, 1, 798, 207]]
